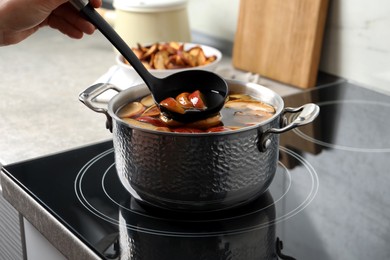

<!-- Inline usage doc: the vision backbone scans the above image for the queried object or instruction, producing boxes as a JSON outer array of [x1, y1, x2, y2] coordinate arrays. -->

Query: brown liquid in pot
[[117, 94, 276, 133]]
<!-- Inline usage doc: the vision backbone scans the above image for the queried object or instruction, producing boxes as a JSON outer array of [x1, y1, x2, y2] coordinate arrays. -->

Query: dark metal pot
[[80, 80, 319, 211]]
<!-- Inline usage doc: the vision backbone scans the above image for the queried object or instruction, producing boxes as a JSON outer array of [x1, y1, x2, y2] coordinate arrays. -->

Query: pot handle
[[79, 83, 122, 131], [260, 103, 320, 151]]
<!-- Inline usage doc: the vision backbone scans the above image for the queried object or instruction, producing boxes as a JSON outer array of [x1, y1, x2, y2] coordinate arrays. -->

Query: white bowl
[[116, 43, 222, 80]]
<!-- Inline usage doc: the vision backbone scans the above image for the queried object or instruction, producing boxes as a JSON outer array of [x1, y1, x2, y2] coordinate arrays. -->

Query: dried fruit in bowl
[[123, 42, 218, 70]]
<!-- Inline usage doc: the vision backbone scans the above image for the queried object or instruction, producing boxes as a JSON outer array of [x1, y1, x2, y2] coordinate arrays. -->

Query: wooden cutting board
[[232, 0, 329, 88]]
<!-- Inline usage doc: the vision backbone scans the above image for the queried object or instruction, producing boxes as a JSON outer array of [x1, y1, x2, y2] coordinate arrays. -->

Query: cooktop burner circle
[[74, 146, 318, 237], [292, 100, 390, 153]]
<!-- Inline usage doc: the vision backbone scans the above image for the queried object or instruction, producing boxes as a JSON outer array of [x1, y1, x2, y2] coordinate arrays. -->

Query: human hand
[[0, 0, 102, 46]]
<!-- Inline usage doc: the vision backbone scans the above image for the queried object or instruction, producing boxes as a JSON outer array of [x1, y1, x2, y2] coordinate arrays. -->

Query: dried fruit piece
[[137, 43, 148, 53], [136, 116, 166, 127], [132, 48, 144, 60], [169, 41, 182, 50], [159, 97, 186, 114], [205, 55, 217, 64], [153, 50, 169, 70], [122, 118, 160, 131], [225, 100, 275, 113], [158, 43, 177, 55], [141, 105, 160, 117], [142, 43, 158, 60], [186, 115, 222, 129], [140, 95, 154, 107], [188, 47, 206, 66], [228, 94, 252, 100], [118, 102, 145, 118], [180, 51, 196, 67], [175, 92, 193, 108], [188, 90, 207, 109], [159, 114, 184, 127], [166, 54, 186, 69]]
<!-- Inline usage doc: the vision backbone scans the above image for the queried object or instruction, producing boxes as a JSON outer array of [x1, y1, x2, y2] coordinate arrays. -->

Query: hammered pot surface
[[109, 80, 284, 211]]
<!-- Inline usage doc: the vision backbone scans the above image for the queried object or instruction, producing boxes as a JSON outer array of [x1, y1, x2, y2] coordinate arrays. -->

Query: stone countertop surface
[[0, 28, 115, 165]]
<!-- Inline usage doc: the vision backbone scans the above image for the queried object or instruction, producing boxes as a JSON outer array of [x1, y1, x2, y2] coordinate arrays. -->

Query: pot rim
[[107, 79, 285, 136]]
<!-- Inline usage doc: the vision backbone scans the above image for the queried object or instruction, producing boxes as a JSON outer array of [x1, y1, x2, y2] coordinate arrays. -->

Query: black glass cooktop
[[2, 81, 390, 260]]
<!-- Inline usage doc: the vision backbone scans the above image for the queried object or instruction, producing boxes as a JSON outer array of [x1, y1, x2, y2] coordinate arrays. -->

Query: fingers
[[45, 0, 103, 39], [47, 2, 96, 38], [46, 16, 84, 39]]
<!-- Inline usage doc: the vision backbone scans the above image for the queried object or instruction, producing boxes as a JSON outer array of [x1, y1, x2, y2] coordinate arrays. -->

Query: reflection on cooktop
[[293, 100, 390, 152]]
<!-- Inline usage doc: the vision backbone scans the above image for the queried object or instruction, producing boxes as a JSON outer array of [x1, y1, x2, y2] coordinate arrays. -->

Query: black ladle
[[70, 0, 228, 122]]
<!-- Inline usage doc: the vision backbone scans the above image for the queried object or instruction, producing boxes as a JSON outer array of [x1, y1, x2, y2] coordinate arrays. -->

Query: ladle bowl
[[70, 0, 228, 122], [150, 70, 228, 122]]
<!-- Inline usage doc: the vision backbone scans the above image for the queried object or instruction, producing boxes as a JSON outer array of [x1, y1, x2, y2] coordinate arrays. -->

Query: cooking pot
[[79, 80, 319, 211]]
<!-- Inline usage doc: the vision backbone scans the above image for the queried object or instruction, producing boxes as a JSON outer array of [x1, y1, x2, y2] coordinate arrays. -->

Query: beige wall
[[188, 0, 240, 41], [188, 0, 390, 94], [320, 0, 390, 94]]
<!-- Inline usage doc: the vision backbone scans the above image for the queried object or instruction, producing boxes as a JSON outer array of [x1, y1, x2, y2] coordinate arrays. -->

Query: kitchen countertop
[[0, 28, 115, 165]]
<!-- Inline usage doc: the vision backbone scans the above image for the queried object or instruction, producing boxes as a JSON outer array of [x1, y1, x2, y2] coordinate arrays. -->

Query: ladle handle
[[69, 0, 158, 86]]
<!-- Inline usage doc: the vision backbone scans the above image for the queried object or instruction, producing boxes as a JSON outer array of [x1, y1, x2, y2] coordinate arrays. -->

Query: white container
[[113, 0, 191, 47]]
